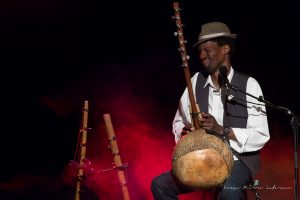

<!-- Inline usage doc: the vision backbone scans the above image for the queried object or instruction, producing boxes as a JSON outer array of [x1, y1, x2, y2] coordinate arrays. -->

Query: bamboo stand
[[74, 100, 89, 200], [103, 113, 131, 200]]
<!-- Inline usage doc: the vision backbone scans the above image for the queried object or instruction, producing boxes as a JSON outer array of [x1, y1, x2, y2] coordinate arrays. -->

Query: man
[[151, 22, 270, 200]]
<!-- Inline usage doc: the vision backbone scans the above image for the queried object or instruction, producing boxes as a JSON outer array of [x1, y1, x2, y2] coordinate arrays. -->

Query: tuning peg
[[171, 16, 180, 20], [180, 40, 187, 44], [174, 7, 182, 12], [181, 64, 187, 68], [174, 32, 182, 37], [181, 55, 190, 62], [177, 47, 185, 52]]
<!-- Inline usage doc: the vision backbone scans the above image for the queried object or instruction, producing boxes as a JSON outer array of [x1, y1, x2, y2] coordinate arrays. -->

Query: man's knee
[[151, 175, 165, 193], [151, 176, 159, 192]]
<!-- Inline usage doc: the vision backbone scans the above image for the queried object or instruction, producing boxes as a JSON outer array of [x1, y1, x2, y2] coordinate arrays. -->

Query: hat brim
[[192, 34, 237, 48]]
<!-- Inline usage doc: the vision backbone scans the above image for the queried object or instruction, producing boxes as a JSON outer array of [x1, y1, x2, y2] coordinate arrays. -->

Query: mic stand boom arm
[[228, 83, 300, 200]]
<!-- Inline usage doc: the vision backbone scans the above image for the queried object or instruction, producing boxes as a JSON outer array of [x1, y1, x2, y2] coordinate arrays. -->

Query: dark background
[[0, 0, 299, 199]]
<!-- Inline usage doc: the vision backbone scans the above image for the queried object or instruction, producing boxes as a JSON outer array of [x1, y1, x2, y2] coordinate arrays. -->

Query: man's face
[[198, 40, 226, 74]]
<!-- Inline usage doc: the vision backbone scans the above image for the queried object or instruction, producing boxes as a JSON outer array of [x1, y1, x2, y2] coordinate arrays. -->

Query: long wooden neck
[[173, 2, 201, 129]]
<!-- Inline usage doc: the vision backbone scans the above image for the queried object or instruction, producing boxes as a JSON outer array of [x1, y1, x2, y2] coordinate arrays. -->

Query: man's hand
[[198, 112, 223, 135], [179, 125, 195, 139]]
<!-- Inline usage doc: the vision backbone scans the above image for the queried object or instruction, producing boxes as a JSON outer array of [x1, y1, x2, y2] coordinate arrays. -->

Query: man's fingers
[[200, 122, 214, 129]]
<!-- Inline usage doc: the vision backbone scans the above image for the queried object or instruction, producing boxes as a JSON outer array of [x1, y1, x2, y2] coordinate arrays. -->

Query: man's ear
[[223, 45, 230, 55]]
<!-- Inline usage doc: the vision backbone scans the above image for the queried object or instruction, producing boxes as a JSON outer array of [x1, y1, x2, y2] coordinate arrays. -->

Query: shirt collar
[[203, 67, 234, 88]]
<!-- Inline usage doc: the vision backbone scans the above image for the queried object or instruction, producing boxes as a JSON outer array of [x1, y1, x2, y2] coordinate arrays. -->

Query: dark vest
[[195, 71, 260, 177]]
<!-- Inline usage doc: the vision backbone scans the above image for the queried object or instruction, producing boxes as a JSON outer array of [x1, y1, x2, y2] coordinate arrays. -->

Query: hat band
[[200, 32, 231, 40]]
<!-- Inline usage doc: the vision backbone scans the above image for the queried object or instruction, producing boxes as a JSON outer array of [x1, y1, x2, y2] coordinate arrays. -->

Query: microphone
[[218, 66, 239, 91], [219, 65, 230, 88], [218, 66, 234, 102]]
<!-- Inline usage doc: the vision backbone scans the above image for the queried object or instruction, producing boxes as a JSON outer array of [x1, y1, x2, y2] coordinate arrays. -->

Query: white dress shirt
[[172, 68, 270, 157]]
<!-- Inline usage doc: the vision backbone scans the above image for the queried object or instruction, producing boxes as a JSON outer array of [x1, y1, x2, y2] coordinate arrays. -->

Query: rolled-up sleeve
[[172, 73, 199, 143]]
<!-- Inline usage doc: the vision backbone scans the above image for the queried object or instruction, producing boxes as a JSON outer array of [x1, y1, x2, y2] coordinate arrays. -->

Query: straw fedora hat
[[192, 22, 237, 48]]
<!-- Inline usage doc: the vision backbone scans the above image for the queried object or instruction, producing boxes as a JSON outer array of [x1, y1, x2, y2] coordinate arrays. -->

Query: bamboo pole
[[103, 113, 131, 200], [74, 100, 89, 200]]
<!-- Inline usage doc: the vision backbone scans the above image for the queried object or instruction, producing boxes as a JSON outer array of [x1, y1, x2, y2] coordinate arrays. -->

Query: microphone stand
[[227, 83, 300, 200]]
